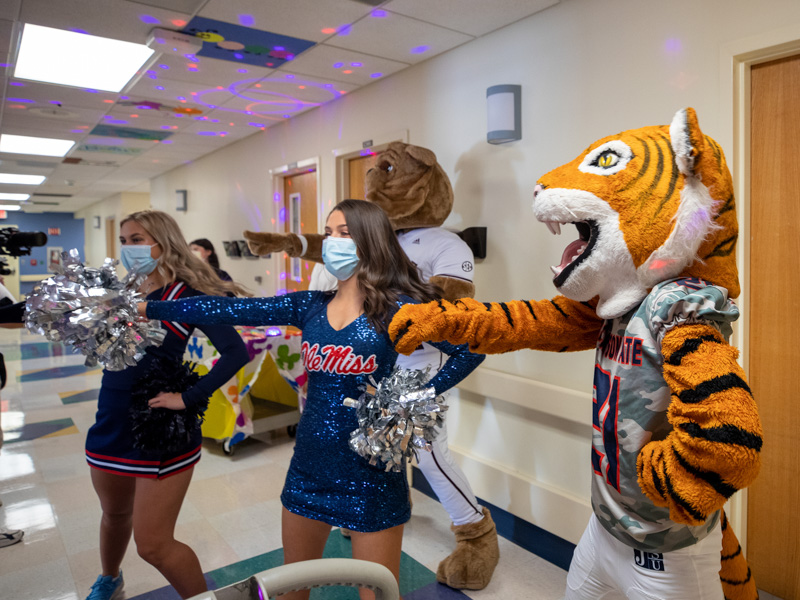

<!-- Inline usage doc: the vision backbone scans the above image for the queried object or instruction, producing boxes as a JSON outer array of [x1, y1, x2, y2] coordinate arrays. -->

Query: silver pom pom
[[344, 367, 447, 472], [24, 248, 166, 371]]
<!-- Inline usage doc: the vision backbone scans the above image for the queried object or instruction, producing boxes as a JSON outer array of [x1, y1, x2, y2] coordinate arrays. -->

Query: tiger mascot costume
[[389, 108, 762, 600]]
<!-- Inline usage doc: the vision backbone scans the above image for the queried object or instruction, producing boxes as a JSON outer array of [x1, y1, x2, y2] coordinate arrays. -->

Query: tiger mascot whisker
[[390, 108, 762, 600]]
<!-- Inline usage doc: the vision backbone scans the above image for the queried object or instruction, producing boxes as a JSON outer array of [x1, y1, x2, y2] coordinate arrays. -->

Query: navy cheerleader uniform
[[146, 291, 484, 531], [85, 282, 248, 479]]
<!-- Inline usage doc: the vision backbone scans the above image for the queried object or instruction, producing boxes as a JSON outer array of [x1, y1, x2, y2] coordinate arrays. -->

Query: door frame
[[720, 26, 800, 549], [333, 128, 409, 205], [268, 156, 322, 294]]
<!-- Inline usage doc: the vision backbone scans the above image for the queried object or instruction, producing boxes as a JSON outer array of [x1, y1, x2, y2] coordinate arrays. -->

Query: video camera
[[0, 226, 47, 257]]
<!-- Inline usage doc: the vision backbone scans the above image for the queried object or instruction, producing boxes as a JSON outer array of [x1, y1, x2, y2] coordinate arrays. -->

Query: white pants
[[565, 514, 724, 600], [415, 418, 484, 526]]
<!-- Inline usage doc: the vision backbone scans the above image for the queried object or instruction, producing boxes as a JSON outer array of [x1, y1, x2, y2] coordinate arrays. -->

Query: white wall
[[148, 0, 800, 543]]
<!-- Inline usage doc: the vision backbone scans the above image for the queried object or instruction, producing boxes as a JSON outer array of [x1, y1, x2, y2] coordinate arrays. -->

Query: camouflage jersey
[[591, 277, 739, 553]]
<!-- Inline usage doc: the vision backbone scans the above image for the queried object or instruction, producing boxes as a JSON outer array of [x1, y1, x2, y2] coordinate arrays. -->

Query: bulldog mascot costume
[[388, 109, 763, 600], [245, 142, 500, 590]]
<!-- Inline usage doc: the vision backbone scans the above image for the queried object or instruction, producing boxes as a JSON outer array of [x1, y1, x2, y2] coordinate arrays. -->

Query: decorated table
[[183, 326, 305, 454]]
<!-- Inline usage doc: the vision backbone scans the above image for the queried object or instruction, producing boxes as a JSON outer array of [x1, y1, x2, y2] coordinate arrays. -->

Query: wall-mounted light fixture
[[93, 215, 101, 229], [175, 189, 187, 211], [486, 84, 521, 144]]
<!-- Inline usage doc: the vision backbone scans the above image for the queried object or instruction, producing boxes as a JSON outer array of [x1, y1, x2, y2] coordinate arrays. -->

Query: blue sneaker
[[86, 571, 124, 600]]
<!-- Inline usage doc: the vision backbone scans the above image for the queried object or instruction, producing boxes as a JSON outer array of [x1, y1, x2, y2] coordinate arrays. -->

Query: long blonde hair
[[121, 210, 251, 297]]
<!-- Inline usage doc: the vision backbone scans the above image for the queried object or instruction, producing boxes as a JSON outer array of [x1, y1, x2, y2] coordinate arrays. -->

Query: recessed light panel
[[0, 134, 76, 157], [0, 204, 23, 211], [14, 24, 155, 92], [0, 193, 31, 201], [0, 174, 46, 185]]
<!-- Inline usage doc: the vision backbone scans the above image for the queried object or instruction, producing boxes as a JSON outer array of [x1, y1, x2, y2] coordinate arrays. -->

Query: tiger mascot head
[[534, 107, 738, 319]]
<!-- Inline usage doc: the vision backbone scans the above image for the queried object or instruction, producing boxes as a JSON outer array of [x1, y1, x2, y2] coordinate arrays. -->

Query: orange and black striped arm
[[389, 295, 603, 355], [637, 323, 763, 526]]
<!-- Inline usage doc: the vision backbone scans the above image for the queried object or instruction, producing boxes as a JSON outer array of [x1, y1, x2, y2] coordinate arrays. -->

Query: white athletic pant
[[415, 416, 484, 526], [564, 514, 724, 600]]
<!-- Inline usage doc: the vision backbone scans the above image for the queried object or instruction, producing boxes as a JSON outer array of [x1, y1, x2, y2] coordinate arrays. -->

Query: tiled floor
[[0, 329, 568, 600]]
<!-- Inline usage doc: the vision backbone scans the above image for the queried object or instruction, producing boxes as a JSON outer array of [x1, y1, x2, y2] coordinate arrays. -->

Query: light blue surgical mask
[[322, 237, 359, 281], [120, 244, 159, 275]]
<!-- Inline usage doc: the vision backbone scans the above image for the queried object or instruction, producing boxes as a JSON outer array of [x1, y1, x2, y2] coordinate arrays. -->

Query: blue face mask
[[322, 237, 359, 281], [120, 244, 159, 275]]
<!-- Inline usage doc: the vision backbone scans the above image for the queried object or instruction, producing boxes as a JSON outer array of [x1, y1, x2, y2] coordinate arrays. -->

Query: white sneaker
[[0, 529, 24, 547]]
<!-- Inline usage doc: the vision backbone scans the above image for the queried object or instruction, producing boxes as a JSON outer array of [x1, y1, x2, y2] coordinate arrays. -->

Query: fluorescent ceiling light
[[0, 205, 23, 211], [14, 23, 155, 92], [0, 134, 75, 157], [0, 174, 46, 185], [0, 193, 31, 201]]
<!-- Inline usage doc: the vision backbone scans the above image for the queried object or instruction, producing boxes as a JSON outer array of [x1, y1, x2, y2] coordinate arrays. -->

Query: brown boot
[[436, 507, 499, 590]]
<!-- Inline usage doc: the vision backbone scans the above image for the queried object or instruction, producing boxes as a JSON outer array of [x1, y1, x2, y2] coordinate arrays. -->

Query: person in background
[[189, 238, 232, 282], [84, 211, 249, 600], [141, 200, 485, 600]]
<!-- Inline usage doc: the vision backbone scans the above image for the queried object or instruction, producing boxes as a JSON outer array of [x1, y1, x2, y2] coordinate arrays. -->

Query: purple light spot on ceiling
[[283, 114, 290, 118], [237, 68, 248, 73], [147, 70, 156, 75], [175, 113, 184, 118], [333, 62, 343, 68], [0, 63, 11, 68], [274, 193, 280, 202], [285, 74, 295, 79], [324, 84, 334, 89], [350, 62, 362, 67], [148, 74, 157, 79], [664, 38, 683, 53], [85, 89, 99, 93], [159, 64, 170, 69], [370, 72, 383, 78], [177, 96, 186, 100], [9, 82, 23, 87], [238, 14, 255, 27], [188, 67, 198, 72], [372, 9, 387, 17], [198, 131, 217, 136], [411, 45, 430, 54], [161, 125, 171, 129], [338, 24, 352, 36], [70, 28, 89, 34], [49, 100, 62, 104], [161, 140, 173, 144], [246, 111, 253, 115], [274, 46, 285, 51], [234, 53, 244, 59], [193, 116, 204, 121], [219, 131, 228, 135], [285, 54, 294, 61], [140, 15, 160, 24], [120, 95, 129, 100], [7, 97, 34, 103], [71, 129, 83, 133], [108, 119, 127, 124], [211, 119, 219, 123], [360, 149, 375, 156], [249, 122, 265, 127], [156, 85, 165, 90], [138, 105, 152, 109]]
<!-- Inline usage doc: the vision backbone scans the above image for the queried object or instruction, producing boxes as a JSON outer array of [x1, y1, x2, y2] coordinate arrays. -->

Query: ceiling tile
[[383, 0, 559, 37], [326, 10, 474, 65], [198, 0, 373, 43], [286, 44, 408, 86], [0, 1, 21, 21], [126, 0, 206, 14], [19, 0, 192, 44], [5, 79, 119, 110], [141, 49, 276, 87]]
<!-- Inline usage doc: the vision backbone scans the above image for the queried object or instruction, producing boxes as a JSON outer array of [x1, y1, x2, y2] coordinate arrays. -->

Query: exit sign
[[48, 227, 61, 236]]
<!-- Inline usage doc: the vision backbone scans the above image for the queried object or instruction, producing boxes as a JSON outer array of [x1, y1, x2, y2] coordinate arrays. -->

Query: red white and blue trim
[[86, 445, 202, 479], [159, 282, 191, 339]]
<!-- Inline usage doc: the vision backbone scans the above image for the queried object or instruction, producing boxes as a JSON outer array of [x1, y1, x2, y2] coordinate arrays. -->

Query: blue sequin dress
[[147, 291, 484, 532]]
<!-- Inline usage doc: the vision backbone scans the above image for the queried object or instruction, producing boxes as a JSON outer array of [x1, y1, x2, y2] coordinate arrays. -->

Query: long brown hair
[[331, 199, 441, 332], [121, 211, 250, 297]]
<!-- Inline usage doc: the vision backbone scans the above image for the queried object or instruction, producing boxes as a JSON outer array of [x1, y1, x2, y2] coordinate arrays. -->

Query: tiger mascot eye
[[390, 108, 762, 600]]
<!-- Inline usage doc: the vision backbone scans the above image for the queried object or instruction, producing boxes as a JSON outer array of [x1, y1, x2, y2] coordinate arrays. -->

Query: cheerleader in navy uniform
[[142, 199, 484, 600], [84, 211, 249, 600]]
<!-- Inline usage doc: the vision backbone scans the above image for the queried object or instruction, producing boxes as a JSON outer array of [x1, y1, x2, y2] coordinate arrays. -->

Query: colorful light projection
[[180, 17, 315, 68]]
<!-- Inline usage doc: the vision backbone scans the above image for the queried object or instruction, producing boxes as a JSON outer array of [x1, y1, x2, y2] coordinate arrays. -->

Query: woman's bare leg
[[132, 468, 206, 598], [90, 468, 135, 578], [279, 507, 332, 600], [350, 524, 404, 600]]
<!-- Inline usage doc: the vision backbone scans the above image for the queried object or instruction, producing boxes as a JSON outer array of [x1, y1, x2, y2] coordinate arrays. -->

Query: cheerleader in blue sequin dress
[[143, 200, 484, 599]]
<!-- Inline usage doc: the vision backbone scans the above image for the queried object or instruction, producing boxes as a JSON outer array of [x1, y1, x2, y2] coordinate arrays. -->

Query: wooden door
[[747, 53, 800, 599], [348, 153, 381, 199], [105, 218, 116, 259], [282, 170, 317, 292]]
